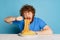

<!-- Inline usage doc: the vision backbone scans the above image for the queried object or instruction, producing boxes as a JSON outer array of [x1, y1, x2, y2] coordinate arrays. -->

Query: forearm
[[36, 29, 53, 35]]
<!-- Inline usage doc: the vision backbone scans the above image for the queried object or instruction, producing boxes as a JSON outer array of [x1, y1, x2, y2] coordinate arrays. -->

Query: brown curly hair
[[20, 4, 35, 17]]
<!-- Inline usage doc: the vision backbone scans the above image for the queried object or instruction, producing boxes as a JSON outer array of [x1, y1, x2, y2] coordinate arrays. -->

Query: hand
[[4, 16, 16, 24], [4, 16, 16, 22]]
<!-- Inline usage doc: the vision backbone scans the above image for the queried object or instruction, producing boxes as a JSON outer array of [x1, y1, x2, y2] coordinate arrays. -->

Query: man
[[4, 4, 53, 35]]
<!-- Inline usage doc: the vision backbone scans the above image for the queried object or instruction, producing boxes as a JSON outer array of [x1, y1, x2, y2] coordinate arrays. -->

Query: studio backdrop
[[0, 0, 60, 34]]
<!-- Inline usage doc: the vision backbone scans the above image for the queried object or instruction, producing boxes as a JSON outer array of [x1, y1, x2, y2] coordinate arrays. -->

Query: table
[[0, 34, 60, 40]]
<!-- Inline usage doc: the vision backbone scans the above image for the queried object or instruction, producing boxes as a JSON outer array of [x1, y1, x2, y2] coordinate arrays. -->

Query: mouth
[[25, 17, 31, 20], [27, 18, 31, 20]]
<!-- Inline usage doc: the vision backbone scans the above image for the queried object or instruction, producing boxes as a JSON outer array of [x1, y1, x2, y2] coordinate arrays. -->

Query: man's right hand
[[4, 16, 23, 24], [4, 16, 16, 24]]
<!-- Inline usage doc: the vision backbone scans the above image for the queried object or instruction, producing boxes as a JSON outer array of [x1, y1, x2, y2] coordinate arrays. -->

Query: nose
[[26, 13, 30, 17]]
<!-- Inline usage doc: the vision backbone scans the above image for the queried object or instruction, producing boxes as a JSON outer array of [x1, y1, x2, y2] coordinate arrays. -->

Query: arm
[[4, 16, 23, 24], [36, 25, 53, 35]]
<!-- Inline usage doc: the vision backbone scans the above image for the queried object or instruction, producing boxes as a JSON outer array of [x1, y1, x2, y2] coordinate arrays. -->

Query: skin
[[4, 11, 53, 35], [23, 11, 33, 22]]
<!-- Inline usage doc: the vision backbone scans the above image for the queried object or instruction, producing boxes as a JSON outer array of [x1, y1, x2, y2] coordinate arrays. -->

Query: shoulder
[[34, 17, 43, 21], [34, 17, 46, 24]]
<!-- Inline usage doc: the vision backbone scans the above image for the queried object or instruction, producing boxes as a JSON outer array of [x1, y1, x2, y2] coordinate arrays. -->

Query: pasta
[[21, 19, 36, 36]]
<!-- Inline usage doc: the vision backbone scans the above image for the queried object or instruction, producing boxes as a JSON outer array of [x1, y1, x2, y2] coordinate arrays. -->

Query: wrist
[[16, 16, 23, 21]]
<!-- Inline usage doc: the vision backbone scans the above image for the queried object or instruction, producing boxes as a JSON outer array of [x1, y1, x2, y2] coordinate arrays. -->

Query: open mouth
[[25, 18, 31, 20]]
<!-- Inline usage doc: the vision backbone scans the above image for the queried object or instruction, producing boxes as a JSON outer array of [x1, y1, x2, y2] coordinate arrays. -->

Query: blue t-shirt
[[13, 17, 47, 33]]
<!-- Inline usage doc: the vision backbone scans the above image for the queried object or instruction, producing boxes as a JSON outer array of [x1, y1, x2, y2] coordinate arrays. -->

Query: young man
[[4, 4, 53, 35]]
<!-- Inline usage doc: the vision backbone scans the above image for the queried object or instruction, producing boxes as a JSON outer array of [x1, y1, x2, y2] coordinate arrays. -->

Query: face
[[23, 11, 33, 22]]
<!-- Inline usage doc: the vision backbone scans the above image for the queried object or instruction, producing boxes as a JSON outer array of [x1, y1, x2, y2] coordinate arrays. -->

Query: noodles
[[21, 19, 35, 36]]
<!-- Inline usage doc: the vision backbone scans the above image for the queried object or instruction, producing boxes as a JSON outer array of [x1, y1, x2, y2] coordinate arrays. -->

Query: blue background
[[0, 0, 60, 34]]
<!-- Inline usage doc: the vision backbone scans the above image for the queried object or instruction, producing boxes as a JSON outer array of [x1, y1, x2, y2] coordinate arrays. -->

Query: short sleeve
[[12, 20, 24, 25], [12, 20, 24, 33], [39, 18, 47, 30]]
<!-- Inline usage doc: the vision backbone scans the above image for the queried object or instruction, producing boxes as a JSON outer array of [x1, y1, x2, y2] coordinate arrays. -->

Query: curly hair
[[20, 4, 35, 17]]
